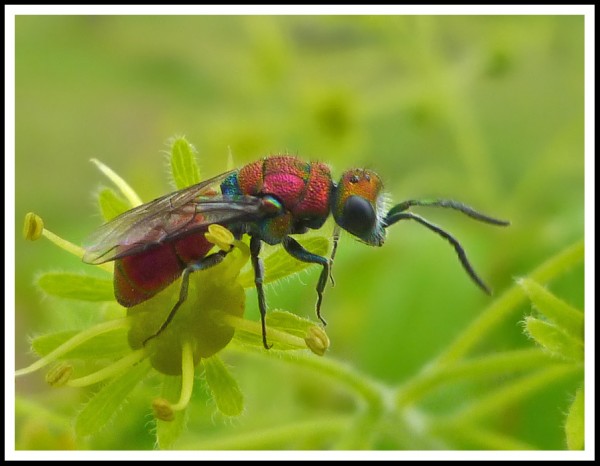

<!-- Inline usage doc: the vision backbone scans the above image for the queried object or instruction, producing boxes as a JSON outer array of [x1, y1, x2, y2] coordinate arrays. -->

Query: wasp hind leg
[[142, 248, 232, 346]]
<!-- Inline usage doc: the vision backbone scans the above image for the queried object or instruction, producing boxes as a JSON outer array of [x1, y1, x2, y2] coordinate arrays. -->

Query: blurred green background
[[15, 15, 584, 450]]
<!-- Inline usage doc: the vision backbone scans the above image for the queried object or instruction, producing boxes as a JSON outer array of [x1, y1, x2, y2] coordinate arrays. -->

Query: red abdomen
[[114, 233, 213, 307]]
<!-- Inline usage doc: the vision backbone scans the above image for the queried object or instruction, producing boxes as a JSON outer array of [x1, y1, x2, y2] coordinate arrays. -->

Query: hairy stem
[[433, 240, 583, 366]]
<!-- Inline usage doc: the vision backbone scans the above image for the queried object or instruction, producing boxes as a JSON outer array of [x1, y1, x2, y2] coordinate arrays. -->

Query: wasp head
[[332, 169, 389, 246]]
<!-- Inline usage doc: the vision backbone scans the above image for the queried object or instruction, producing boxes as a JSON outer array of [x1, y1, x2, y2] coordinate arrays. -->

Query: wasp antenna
[[385, 211, 493, 295], [385, 199, 510, 227]]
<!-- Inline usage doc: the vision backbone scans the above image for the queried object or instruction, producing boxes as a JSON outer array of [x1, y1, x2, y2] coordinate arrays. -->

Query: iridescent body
[[221, 157, 333, 244], [84, 155, 509, 348]]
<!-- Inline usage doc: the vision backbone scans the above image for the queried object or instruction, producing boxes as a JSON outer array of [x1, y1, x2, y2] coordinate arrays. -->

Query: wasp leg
[[143, 248, 231, 346], [282, 235, 330, 326], [250, 235, 271, 349]]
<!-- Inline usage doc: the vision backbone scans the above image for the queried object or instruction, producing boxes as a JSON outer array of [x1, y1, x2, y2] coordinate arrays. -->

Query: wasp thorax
[[333, 169, 387, 246]]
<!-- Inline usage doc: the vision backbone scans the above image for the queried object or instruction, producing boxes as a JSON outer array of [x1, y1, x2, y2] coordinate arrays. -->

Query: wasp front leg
[[282, 236, 330, 326]]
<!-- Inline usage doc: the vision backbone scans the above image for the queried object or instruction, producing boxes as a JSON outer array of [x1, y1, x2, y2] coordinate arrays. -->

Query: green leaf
[[203, 355, 244, 417], [238, 236, 330, 288], [524, 317, 584, 362], [97, 187, 130, 221], [565, 387, 584, 450], [37, 273, 114, 302], [519, 278, 584, 340], [170, 136, 201, 189], [156, 376, 188, 450], [75, 360, 150, 437], [31, 328, 131, 359]]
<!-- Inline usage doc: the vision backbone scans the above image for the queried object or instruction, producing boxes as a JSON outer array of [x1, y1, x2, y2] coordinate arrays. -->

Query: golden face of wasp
[[332, 168, 388, 246]]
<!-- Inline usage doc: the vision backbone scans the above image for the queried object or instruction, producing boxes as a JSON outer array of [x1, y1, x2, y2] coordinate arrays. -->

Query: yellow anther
[[152, 397, 175, 422], [205, 224, 235, 252], [23, 212, 44, 241], [304, 326, 330, 356], [45, 363, 74, 387]]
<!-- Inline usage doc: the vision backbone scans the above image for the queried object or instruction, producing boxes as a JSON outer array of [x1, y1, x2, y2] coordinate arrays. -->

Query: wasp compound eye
[[341, 195, 376, 238]]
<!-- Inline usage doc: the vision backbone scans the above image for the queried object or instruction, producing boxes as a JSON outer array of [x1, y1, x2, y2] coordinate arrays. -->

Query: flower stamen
[[205, 224, 235, 252], [23, 212, 44, 240], [304, 326, 330, 356], [67, 349, 147, 388], [45, 363, 74, 387], [22, 213, 113, 273], [151, 341, 196, 421], [169, 340, 195, 412], [90, 158, 143, 207], [216, 311, 328, 355], [16, 318, 131, 377], [152, 398, 175, 422]]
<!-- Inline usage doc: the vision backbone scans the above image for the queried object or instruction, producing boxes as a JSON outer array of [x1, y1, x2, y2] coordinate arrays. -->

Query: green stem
[[396, 348, 556, 408], [431, 421, 537, 450], [450, 364, 582, 424], [15, 318, 130, 377], [178, 415, 352, 450], [230, 342, 385, 413], [332, 409, 381, 450], [433, 240, 583, 367], [286, 352, 386, 413]]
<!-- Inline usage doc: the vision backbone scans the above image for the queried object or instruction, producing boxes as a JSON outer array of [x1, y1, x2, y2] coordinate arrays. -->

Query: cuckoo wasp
[[84, 155, 509, 349]]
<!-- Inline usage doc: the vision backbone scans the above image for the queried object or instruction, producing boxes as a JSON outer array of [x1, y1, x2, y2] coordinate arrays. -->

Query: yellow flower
[[18, 147, 331, 437]]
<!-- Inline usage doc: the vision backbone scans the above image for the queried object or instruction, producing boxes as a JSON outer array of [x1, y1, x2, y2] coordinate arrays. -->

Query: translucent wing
[[83, 170, 266, 264]]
